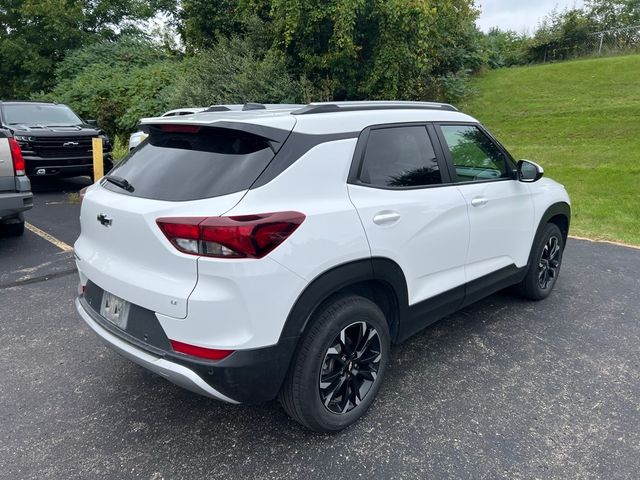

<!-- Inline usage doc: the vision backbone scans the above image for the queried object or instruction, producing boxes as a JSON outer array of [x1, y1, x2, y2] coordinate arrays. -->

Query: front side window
[[440, 125, 509, 182], [359, 126, 442, 188]]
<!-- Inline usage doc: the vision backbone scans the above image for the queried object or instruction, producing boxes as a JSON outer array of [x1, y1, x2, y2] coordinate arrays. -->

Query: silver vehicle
[[0, 129, 33, 236]]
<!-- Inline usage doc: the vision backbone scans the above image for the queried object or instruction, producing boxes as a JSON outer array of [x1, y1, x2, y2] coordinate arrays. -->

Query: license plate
[[100, 291, 130, 329]]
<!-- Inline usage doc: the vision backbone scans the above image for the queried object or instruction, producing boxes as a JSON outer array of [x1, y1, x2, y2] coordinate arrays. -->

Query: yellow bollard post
[[92, 137, 104, 181]]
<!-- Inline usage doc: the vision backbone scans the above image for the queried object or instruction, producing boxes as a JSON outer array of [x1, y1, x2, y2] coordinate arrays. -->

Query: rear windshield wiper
[[104, 175, 134, 192]]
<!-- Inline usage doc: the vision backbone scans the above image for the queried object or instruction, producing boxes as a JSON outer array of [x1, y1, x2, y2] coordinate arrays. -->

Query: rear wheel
[[279, 294, 390, 432], [518, 223, 564, 300], [1, 218, 25, 237]]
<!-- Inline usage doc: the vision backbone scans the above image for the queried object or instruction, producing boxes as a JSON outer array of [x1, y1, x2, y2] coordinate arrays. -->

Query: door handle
[[471, 197, 489, 208], [373, 211, 401, 225]]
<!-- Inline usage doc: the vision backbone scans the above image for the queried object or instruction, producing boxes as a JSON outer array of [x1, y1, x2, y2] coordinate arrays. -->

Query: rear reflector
[[9, 138, 25, 176], [157, 212, 305, 259], [170, 340, 234, 360]]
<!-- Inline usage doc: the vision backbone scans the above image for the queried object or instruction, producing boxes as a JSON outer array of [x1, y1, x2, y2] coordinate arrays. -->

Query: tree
[[481, 28, 529, 68], [0, 0, 176, 98], [263, 0, 481, 101], [42, 37, 179, 138], [526, 8, 597, 62], [587, 0, 640, 29], [178, 0, 245, 51], [167, 36, 304, 107]]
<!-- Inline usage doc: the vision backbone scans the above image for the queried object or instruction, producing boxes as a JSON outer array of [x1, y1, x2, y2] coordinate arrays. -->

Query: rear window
[[103, 126, 275, 201]]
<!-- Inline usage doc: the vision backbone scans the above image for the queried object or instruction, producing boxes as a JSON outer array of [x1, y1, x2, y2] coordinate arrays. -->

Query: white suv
[[75, 102, 570, 432]]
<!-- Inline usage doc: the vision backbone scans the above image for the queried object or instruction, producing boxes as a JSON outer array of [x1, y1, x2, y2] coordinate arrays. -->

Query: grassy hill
[[464, 54, 640, 245]]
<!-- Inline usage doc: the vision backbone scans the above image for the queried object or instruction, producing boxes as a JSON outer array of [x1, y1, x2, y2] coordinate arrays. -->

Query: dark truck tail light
[[157, 212, 305, 259], [9, 138, 25, 175]]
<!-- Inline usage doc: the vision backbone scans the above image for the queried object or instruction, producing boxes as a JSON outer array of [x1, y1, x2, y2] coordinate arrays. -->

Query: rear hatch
[[74, 119, 295, 318]]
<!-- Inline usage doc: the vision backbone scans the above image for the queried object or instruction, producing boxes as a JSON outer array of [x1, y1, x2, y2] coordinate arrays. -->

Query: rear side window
[[104, 126, 275, 201], [358, 126, 442, 188]]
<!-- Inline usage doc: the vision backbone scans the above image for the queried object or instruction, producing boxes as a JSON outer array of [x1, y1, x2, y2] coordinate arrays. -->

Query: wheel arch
[[279, 257, 409, 345], [528, 201, 571, 266]]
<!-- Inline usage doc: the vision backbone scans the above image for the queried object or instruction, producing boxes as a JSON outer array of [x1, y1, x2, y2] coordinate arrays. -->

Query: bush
[[167, 36, 305, 106], [481, 28, 530, 68], [38, 37, 179, 138]]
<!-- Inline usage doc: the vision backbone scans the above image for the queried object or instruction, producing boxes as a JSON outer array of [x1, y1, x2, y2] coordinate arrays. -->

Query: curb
[[569, 235, 640, 251]]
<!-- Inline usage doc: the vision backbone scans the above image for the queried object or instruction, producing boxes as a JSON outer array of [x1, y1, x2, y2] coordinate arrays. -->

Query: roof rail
[[202, 105, 232, 112], [292, 101, 458, 115], [242, 102, 266, 111]]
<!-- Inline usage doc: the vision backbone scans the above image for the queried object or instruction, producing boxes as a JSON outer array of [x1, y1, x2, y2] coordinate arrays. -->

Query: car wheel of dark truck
[[1, 215, 25, 237], [279, 294, 390, 433]]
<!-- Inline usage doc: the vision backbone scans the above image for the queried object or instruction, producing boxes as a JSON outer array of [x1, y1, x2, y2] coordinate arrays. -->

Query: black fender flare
[[527, 201, 571, 266], [279, 257, 409, 342], [253, 257, 408, 401]]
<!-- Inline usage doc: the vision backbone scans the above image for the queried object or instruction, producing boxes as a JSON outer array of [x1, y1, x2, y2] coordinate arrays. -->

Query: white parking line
[[25, 222, 73, 252]]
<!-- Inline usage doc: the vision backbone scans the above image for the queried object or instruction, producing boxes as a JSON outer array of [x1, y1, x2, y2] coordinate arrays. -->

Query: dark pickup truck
[[0, 101, 113, 179]]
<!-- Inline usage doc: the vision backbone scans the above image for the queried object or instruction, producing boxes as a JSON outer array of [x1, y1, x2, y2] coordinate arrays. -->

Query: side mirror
[[517, 160, 544, 183], [85, 119, 98, 127]]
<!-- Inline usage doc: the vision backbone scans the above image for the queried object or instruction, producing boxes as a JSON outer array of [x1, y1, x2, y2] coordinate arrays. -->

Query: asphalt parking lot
[[1, 178, 639, 479]]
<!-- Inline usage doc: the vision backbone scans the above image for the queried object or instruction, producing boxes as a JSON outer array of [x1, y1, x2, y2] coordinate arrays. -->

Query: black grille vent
[[31, 136, 95, 158]]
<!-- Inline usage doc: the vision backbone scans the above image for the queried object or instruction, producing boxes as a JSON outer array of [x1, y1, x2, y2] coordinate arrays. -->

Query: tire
[[279, 294, 391, 433], [518, 223, 564, 300], [1, 219, 25, 237]]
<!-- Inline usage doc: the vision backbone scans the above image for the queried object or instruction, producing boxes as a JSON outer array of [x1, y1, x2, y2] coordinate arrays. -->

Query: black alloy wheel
[[319, 321, 382, 414], [538, 235, 561, 290]]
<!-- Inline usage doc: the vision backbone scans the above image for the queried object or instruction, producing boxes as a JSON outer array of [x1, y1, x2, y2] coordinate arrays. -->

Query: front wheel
[[518, 223, 564, 300], [279, 294, 390, 432]]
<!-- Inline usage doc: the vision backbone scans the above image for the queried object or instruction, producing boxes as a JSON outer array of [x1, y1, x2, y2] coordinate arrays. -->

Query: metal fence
[[588, 24, 640, 55], [536, 24, 640, 63]]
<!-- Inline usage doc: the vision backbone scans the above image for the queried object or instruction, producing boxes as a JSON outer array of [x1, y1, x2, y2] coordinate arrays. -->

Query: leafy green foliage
[[179, 0, 245, 51], [0, 0, 176, 98], [41, 37, 179, 138], [0, 0, 85, 98], [527, 8, 599, 63], [587, 0, 640, 29], [481, 28, 530, 68], [262, 0, 481, 102], [167, 36, 304, 106]]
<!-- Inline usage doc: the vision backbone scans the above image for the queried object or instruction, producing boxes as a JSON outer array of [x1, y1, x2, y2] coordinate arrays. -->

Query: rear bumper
[[75, 295, 299, 404], [0, 190, 33, 218], [75, 297, 239, 403], [25, 154, 113, 177]]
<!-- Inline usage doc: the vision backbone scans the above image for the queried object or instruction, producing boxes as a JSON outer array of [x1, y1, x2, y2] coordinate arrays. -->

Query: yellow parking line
[[25, 222, 73, 252]]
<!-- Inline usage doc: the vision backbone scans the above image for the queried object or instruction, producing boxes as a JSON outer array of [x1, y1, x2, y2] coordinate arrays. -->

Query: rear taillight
[[156, 212, 305, 259], [9, 138, 25, 176], [170, 339, 233, 360]]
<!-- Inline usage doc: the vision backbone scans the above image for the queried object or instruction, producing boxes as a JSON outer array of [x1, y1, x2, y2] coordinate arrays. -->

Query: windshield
[[2, 104, 83, 127]]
